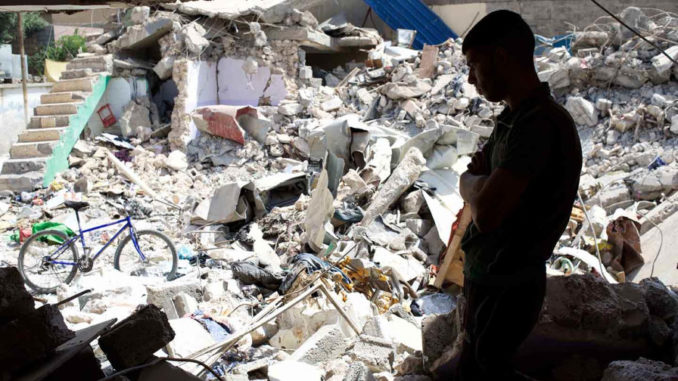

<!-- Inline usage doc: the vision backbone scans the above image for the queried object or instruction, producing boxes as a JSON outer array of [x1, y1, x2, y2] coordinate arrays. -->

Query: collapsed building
[[0, 2, 677, 381]]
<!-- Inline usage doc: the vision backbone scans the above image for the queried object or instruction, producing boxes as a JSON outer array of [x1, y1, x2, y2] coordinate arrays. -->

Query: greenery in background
[[0, 12, 48, 44], [0, 12, 49, 75], [45, 31, 86, 61], [28, 31, 87, 76]]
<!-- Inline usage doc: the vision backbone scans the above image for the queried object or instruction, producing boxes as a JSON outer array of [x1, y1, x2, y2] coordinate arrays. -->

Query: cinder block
[[98, 304, 175, 370], [290, 324, 347, 364], [146, 279, 202, 319]]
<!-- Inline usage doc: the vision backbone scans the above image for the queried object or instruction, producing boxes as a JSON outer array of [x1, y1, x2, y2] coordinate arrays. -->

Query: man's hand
[[467, 150, 490, 175]]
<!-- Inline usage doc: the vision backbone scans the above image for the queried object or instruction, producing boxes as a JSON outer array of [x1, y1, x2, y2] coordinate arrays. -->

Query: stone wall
[[424, 0, 678, 37]]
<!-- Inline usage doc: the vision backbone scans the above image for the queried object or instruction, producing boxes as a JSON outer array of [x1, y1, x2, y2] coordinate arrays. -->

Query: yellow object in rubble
[[45, 59, 69, 83]]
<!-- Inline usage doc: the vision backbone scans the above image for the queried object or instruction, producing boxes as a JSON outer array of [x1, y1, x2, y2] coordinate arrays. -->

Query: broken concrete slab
[[181, 23, 209, 55], [167, 317, 215, 358], [565, 96, 598, 127], [602, 358, 678, 380], [289, 324, 347, 364], [305, 169, 334, 252], [385, 315, 423, 354], [154, 56, 175, 80], [120, 98, 153, 138], [381, 80, 432, 100], [172, 292, 199, 317], [130, 6, 150, 25], [117, 18, 177, 50], [372, 247, 426, 283], [348, 335, 395, 372], [268, 361, 323, 381], [362, 147, 425, 226], [165, 150, 188, 172], [192, 182, 249, 225], [146, 278, 202, 320]]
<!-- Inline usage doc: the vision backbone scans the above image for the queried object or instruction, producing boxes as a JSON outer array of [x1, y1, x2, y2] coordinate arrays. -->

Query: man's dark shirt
[[461, 82, 582, 286]]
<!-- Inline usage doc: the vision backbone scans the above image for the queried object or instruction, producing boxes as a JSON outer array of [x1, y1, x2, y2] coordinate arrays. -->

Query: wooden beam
[[17, 13, 29, 125], [434, 204, 472, 288]]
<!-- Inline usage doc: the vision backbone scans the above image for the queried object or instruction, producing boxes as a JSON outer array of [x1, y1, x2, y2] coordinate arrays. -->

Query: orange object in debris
[[97, 104, 116, 128], [192, 105, 259, 145]]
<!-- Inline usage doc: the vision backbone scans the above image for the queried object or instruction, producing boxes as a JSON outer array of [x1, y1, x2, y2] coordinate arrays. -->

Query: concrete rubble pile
[[0, 3, 677, 380], [425, 273, 678, 380], [534, 7, 678, 284]]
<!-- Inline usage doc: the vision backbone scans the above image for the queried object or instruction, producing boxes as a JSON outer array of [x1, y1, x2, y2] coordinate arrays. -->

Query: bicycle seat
[[64, 201, 90, 211]]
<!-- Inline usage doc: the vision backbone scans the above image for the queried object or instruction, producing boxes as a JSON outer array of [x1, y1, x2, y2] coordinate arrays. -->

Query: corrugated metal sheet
[[363, 0, 458, 50]]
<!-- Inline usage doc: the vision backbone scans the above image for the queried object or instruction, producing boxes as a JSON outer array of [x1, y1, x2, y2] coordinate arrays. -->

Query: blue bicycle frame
[[48, 216, 145, 266]]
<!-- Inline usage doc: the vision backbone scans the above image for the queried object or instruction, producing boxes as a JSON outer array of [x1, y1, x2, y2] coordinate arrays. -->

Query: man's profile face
[[465, 47, 504, 103]]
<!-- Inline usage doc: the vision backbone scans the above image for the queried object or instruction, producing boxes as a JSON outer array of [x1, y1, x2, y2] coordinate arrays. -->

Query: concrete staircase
[[0, 55, 112, 192]]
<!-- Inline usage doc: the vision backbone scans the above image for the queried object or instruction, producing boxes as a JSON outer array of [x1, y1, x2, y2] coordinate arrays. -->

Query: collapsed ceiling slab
[[0, 0, 192, 12], [161, 0, 326, 23]]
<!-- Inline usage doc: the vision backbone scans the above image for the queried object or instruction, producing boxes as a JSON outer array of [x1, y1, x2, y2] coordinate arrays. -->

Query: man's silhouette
[[455, 10, 582, 380]]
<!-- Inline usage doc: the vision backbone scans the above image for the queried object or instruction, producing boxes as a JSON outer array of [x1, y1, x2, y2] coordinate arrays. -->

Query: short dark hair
[[462, 10, 535, 63]]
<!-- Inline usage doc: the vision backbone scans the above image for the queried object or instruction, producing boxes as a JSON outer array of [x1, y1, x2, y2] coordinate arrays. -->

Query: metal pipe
[[54, 289, 92, 307]]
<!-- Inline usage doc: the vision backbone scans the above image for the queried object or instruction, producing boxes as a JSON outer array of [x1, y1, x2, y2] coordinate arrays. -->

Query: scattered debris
[[1, 4, 677, 381]]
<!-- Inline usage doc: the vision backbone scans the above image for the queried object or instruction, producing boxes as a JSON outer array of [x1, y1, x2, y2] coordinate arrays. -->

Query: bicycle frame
[[48, 216, 145, 266]]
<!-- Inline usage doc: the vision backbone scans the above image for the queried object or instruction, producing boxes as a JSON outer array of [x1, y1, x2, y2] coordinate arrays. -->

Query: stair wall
[[42, 74, 110, 186]]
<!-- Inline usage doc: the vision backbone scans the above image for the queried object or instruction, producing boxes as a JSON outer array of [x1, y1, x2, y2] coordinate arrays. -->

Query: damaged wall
[[426, 0, 678, 37], [86, 77, 148, 137], [169, 60, 218, 150], [217, 58, 287, 106]]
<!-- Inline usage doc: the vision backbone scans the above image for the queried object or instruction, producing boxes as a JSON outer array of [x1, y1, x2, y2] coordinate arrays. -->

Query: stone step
[[66, 55, 113, 72], [0, 172, 44, 192], [10, 141, 58, 159], [52, 78, 93, 93], [1, 158, 47, 175], [18, 127, 66, 143], [60, 68, 94, 80], [29, 115, 70, 129], [40, 91, 87, 104], [34, 102, 80, 116]]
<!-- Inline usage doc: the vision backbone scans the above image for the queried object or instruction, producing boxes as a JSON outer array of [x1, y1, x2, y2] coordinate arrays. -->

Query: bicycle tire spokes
[[19, 231, 78, 292], [116, 230, 176, 279]]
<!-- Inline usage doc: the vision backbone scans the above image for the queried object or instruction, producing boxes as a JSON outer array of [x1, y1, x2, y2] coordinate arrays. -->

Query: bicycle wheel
[[113, 230, 177, 280], [18, 229, 79, 294]]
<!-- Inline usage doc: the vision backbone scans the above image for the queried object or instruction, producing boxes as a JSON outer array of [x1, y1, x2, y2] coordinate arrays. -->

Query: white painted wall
[[0, 83, 53, 155], [182, 61, 218, 143], [86, 76, 148, 137], [430, 3, 487, 37], [217, 57, 287, 106]]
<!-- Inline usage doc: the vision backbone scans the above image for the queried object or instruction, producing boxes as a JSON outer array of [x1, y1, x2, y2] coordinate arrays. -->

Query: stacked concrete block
[[98, 304, 176, 370]]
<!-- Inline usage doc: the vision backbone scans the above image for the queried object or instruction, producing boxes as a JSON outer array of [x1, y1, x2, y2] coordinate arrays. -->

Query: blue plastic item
[[649, 156, 667, 170], [177, 245, 195, 260], [363, 0, 458, 49], [534, 33, 574, 56]]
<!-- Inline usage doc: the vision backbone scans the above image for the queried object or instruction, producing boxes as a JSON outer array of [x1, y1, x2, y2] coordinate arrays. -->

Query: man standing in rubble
[[455, 10, 582, 380]]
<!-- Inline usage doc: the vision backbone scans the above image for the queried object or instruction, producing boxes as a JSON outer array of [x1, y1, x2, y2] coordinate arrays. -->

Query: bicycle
[[18, 200, 178, 293]]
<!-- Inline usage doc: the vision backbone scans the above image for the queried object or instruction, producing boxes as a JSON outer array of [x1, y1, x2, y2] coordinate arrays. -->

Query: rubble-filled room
[[0, 0, 678, 380]]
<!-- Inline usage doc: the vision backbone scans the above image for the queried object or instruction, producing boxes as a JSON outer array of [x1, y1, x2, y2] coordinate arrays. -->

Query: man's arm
[[460, 117, 553, 233], [460, 168, 529, 233]]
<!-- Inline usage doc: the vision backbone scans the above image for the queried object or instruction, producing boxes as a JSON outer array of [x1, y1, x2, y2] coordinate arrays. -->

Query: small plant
[[46, 30, 86, 61]]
